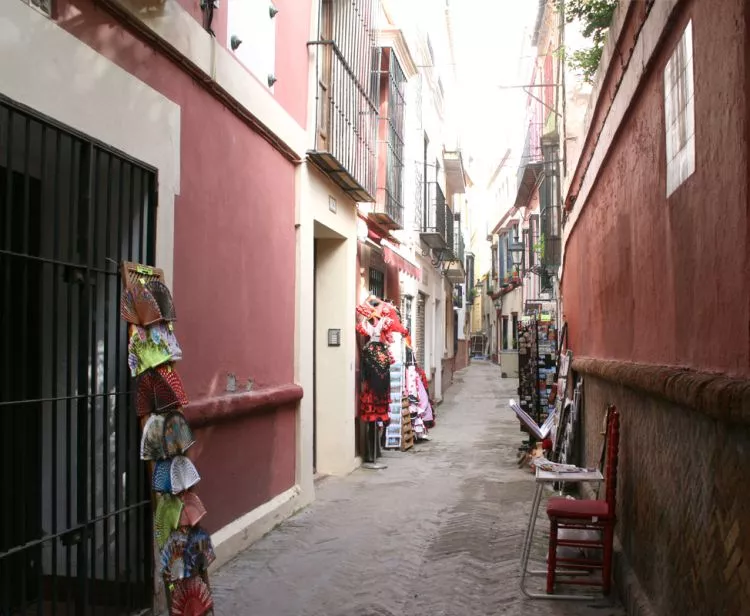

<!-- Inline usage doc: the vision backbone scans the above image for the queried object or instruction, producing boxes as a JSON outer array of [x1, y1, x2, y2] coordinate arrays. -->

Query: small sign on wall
[[329, 196, 337, 214], [328, 329, 341, 346]]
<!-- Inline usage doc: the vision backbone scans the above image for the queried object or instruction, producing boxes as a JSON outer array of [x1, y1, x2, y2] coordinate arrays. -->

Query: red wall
[[562, 0, 749, 378], [57, 0, 303, 530]]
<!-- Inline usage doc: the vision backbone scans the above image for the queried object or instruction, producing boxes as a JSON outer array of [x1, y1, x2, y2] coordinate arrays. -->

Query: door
[[0, 96, 155, 615]]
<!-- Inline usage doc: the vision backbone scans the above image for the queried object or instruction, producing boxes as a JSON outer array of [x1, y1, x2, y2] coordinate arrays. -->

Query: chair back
[[605, 406, 620, 511]]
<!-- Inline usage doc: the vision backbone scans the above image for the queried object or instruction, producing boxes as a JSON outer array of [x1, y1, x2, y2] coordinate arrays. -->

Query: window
[[664, 20, 695, 196], [502, 316, 509, 350], [19, 0, 51, 15], [511, 313, 518, 350], [228, 0, 278, 88], [368, 267, 384, 299]]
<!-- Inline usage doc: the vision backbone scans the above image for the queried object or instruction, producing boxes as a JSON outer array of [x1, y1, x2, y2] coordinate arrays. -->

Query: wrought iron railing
[[516, 121, 545, 189], [374, 47, 406, 228], [421, 181, 447, 248], [540, 141, 561, 271], [445, 202, 455, 256], [308, 0, 378, 202]]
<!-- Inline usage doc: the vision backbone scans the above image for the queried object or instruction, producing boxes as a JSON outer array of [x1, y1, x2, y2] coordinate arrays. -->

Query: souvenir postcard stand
[[120, 261, 215, 616], [384, 332, 414, 451]]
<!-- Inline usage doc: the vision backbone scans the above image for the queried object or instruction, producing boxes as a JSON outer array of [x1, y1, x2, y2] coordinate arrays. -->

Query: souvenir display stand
[[120, 261, 215, 616], [383, 331, 414, 451], [517, 314, 559, 425]]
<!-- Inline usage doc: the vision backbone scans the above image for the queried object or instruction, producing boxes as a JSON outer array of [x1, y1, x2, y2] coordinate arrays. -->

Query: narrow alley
[[211, 362, 624, 616]]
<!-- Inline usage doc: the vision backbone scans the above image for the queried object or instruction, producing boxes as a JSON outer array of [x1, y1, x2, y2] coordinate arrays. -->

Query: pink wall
[[57, 0, 300, 528], [562, 0, 749, 378]]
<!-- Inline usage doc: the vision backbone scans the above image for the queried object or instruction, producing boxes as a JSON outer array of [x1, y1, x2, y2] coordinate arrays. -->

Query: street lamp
[[509, 241, 525, 273]]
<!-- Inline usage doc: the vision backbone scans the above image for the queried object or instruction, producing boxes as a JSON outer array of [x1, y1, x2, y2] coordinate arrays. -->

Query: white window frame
[[664, 20, 695, 197], [19, 0, 51, 16]]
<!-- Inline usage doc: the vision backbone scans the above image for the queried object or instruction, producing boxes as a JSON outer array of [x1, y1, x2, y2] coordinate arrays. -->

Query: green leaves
[[564, 0, 617, 83]]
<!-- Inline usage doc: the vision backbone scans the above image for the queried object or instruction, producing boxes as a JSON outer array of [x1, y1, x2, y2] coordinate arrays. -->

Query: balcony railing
[[308, 0, 379, 202], [371, 47, 406, 229], [513, 121, 545, 210], [420, 181, 448, 249], [540, 141, 561, 272]]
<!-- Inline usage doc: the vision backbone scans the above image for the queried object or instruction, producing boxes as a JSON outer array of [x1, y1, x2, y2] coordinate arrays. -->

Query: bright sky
[[449, 0, 540, 181]]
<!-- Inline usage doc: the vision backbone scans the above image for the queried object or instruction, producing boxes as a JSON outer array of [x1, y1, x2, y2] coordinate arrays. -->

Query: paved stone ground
[[211, 361, 625, 616]]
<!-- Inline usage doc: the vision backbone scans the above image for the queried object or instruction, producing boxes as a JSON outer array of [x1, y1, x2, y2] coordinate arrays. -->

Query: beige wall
[[296, 165, 358, 480]]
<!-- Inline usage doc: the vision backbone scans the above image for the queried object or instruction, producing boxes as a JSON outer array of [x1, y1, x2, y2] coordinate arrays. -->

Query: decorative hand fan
[[145, 280, 177, 322], [160, 529, 190, 581], [120, 285, 163, 327], [149, 324, 183, 362], [140, 414, 167, 460], [170, 576, 213, 616], [162, 411, 195, 458], [178, 491, 207, 527], [154, 494, 184, 549], [170, 456, 201, 494], [136, 365, 189, 416], [186, 526, 216, 572], [153, 459, 173, 494], [128, 329, 173, 377]]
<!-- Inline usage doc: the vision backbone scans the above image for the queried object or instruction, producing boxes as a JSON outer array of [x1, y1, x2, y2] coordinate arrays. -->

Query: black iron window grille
[[540, 142, 561, 273], [309, 0, 379, 202], [19, 0, 52, 16], [368, 267, 384, 299], [420, 181, 447, 249], [374, 47, 406, 229], [0, 95, 155, 615]]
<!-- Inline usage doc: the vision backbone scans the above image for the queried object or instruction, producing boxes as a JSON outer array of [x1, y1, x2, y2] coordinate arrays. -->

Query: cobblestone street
[[211, 361, 624, 616]]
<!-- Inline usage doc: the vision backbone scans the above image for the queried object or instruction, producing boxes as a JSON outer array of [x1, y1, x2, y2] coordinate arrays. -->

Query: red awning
[[383, 245, 421, 280]]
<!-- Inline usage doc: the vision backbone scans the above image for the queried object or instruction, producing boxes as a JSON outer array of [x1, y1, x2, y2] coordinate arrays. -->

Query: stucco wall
[[562, 0, 749, 377], [54, 0, 307, 532]]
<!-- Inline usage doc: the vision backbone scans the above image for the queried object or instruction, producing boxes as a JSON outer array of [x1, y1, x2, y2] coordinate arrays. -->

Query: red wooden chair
[[545, 405, 620, 595]]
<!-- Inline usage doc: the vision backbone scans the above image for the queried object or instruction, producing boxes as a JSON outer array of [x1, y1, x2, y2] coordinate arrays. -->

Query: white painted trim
[[561, 0, 680, 283], [210, 485, 308, 571], [378, 27, 419, 78], [111, 0, 307, 159], [0, 0, 180, 286]]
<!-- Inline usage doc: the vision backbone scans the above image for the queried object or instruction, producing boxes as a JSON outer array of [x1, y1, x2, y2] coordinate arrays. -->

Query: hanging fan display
[[155, 494, 185, 549], [161, 529, 191, 581], [170, 456, 201, 494], [146, 280, 178, 322], [179, 492, 207, 527], [135, 364, 189, 416], [120, 285, 163, 327], [186, 526, 216, 572], [170, 577, 214, 616], [141, 414, 167, 460], [163, 411, 195, 457], [119, 261, 215, 614]]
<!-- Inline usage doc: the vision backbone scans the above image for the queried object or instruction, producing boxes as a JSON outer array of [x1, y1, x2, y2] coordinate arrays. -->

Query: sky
[[448, 0, 540, 183]]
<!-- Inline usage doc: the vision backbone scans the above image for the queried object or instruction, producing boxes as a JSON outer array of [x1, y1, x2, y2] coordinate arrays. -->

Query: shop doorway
[[0, 96, 154, 615], [312, 224, 353, 475]]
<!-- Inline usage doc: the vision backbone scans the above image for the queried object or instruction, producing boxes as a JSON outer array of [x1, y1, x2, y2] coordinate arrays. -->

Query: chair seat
[[547, 497, 612, 520]]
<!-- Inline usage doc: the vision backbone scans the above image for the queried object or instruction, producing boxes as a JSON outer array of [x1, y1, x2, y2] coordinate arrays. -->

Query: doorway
[[0, 96, 154, 615]]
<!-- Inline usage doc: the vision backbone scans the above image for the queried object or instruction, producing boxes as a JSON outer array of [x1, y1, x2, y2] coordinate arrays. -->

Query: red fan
[[170, 577, 213, 616], [120, 285, 162, 326], [136, 365, 189, 416], [179, 491, 207, 527]]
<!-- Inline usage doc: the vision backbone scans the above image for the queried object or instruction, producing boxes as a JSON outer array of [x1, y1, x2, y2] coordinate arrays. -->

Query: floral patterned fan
[[186, 526, 216, 572], [140, 414, 167, 461], [145, 280, 177, 322], [170, 576, 213, 616], [128, 328, 173, 377], [170, 456, 201, 494], [178, 491, 207, 527], [160, 529, 190, 581], [162, 411, 195, 458], [154, 494, 184, 549]]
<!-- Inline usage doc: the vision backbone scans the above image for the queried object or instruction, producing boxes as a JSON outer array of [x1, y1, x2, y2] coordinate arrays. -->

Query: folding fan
[[148, 324, 183, 362], [186, 526, 216, 572], [154, 494, 184, 549], [178, 491, 207, 527], [140, 414, 167, 461], [120, 285, 163, 327], [160, 529, 190, 581], [170, 576, 213, 616], [162, 411, 195, 458], [170, 456, 201, 494], [135, 365, 189, 416], [153, 459, 174, 494], [145, 280, 177, 322]]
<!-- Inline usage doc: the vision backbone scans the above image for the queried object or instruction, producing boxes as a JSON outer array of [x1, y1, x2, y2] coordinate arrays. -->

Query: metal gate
[[0, 96, 155, 615]]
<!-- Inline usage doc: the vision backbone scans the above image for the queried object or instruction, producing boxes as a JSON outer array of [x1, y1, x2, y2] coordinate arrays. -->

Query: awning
[[383, 244, 421, 280]]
